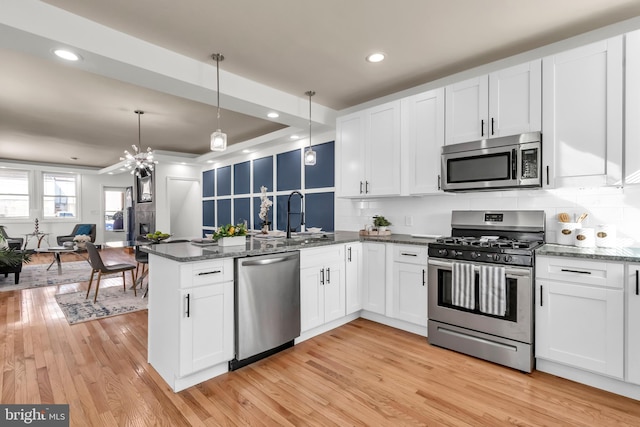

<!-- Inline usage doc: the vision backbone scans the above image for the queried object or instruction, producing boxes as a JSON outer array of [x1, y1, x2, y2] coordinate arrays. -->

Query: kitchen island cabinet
[[445, 60, 541, 145], [336, 100, 401, 198], [148, 255, 234, 392], [542, 35, 623, 188], [300, 245, 345, 332]]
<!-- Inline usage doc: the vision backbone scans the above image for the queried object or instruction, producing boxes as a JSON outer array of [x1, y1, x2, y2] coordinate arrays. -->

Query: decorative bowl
[[146, 233, 171, 243]]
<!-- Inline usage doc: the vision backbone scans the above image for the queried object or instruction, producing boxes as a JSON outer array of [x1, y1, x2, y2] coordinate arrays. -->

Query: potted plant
[[0, 235, 31, 270], [373, 215, 392, 233], [213, 223, 248, 246]]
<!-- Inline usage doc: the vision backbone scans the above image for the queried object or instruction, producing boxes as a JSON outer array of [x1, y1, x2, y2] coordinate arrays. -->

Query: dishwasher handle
[[240, 253, 298, 267]]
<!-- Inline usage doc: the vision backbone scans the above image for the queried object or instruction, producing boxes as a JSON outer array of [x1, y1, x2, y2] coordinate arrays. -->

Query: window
[[0, 169, 30, 218], [43, 173, 78, 218], [104, 188, 125, 231]]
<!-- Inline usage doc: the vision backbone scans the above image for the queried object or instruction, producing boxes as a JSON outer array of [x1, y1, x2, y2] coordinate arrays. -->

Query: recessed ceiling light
[[290, 135, 300, 140], [267, 112, 279, 118], [54, 49, 81, 61], [366, 52, 385, 63]]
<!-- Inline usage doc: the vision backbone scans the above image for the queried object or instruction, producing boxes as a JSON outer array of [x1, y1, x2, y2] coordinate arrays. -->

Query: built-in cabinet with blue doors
[[201, 141, 335, 236]]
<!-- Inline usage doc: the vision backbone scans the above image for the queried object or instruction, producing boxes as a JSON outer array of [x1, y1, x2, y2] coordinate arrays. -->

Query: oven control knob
[[492, 254, 501, 262], [453, 250, 463, 257], [471, 252, 481, 259], [437, 249, 448, 256], [504, 255, 513, 263]]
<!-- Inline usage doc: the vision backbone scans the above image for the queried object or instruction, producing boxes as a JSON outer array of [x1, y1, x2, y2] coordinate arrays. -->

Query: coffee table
[[34, 246, 89, 275]]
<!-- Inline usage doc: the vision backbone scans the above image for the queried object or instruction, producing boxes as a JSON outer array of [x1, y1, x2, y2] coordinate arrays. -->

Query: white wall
[[335, 185, 640, 247], [154, 163, 201, 234]]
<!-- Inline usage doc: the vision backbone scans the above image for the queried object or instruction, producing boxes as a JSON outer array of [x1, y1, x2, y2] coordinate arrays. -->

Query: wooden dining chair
[[85, 242, 137, 303]]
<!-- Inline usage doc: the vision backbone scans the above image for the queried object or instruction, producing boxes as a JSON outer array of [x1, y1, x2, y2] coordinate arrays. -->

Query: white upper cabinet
[[401, 88, 445, 195], [625, 30, 640, 186], [445, 60, 541, 145], [336, 100, 401, 197], [542, 36, 623, 188]]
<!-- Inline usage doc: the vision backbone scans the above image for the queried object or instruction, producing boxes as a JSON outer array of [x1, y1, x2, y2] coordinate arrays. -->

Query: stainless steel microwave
[[441, 132, 542, 192]]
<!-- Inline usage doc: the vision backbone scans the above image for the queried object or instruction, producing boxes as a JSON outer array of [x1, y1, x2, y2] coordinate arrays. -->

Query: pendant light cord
[[305, 90, 315, 148], [213, 54, 224, 129]]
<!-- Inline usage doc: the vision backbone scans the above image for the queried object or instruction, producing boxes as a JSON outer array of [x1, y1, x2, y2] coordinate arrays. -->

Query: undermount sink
[[287, 233, 331, 245]]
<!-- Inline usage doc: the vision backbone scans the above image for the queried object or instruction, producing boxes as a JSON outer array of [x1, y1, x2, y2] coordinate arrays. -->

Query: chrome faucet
[[286, 191, 304, 238]]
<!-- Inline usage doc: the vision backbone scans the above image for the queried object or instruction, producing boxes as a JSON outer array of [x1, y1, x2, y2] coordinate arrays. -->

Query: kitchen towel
[[479, 265, 506, 316], [452, 262, 475, 310]]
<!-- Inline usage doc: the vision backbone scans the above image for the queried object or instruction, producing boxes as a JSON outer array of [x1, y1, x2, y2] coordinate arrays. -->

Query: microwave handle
[[511, 149, 517, 180]]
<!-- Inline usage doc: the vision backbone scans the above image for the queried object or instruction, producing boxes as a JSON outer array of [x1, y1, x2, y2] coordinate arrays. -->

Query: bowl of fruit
[[146, 231, 171, 243]]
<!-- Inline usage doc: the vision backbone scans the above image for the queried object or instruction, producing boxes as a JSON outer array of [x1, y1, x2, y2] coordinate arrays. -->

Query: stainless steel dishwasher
[[230, 251, 300, 370]]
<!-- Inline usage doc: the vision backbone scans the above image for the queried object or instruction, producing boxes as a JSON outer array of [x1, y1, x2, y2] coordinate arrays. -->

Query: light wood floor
[[1, 249, 640, 426]]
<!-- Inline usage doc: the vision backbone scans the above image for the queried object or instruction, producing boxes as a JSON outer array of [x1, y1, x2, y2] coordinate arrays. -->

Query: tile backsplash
[[335, 186, 640, 247]]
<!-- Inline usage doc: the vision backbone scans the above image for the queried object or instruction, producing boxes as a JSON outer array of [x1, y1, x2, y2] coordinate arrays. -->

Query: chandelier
[[210, 53, 227, 151], [121, 110, 156, 177]]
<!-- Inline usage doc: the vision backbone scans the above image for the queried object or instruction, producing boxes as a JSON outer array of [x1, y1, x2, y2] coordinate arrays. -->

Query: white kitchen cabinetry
[[401, 88, 445, 195], [300, 245, 345, 332], [536, 256, 624, 379], [625, 30, 640, 186], [542, 36, 623, 188], [390, 245, 428, 326], [362, 242, 386, 314], [336, 100, 401, 197], [445, 60, 541, 145], [345, 242, 363, 315], [148, 256, 234, 392], [627, 263, 640, 385]]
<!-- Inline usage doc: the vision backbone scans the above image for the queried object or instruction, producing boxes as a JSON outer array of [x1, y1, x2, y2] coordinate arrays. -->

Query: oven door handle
[[428, 259, 531, 276]]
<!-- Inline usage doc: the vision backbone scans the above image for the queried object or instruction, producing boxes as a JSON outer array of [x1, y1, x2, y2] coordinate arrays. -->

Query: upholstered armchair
[[57, 224, 97, 246], [0, 225, 24, 248], [0, 239, 28, 285]]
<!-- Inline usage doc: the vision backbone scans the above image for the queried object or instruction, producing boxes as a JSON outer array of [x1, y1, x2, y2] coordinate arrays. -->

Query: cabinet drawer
[[300, 245, 345, 269], [393, 244, 428, 265], [182, 258, 234, 288], [536, 256, 623, 288]]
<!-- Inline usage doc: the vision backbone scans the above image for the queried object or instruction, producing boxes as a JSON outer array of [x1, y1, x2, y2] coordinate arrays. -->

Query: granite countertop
[[141, 231, 439, 262], [537, 243, 640, 263]]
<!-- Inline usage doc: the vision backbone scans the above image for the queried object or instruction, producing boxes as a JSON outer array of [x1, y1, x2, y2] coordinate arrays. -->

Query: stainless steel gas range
[[427, 210, 546, 372]]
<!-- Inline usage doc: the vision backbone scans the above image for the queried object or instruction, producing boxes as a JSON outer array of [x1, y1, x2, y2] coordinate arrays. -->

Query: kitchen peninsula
[[143, 231, 438, 392]]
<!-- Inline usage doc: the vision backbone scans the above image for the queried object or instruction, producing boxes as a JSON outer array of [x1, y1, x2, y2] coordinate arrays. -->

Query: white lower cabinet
[[362, 242, 386, 314], [627, 263, 640, 385], [148, 256, 234, 392], [390, 245, 428, 326], [345, 242, 363, 315], [536, 256, 624, 379], [300, 245, 345, 332], [179, 282, 234, 376]]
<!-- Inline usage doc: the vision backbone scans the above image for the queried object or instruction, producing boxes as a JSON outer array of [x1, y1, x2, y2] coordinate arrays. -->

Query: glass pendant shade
[[210, 129, 227, 151], [304, 147, 316, 166]]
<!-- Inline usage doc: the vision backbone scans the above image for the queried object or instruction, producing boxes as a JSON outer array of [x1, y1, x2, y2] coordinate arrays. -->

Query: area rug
[[0, 261, 92, 292], [55, 286, 147, 324]]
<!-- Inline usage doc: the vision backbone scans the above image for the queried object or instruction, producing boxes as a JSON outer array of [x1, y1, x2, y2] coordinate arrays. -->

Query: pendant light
[[210, 53, 227, 151], [121, 110, 156, 177], [304, 90, 316, 166]]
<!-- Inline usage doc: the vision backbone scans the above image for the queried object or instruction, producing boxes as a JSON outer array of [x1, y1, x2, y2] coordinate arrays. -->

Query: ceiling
[[2, 0, 640, 170]]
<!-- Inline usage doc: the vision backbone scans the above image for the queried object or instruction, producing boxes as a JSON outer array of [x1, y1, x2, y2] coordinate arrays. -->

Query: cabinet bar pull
[[636, 270, 639, 295], [326, 267, 331, 284], [422, 269, 426, 286], [539, 285, 543, 307], [348, 247, 352, 262], [198, 270, 222, 275], [481, 119, 484, 137], [546, 165, 549, 186], [560, 268, 591, 275], [400, 252, 418, 257], [186, 294, 190, 318], [320, 268, 325, 285], [491, 117, 495, 135], [437, 174, 441, 191], [365, 181, 370, 194]]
